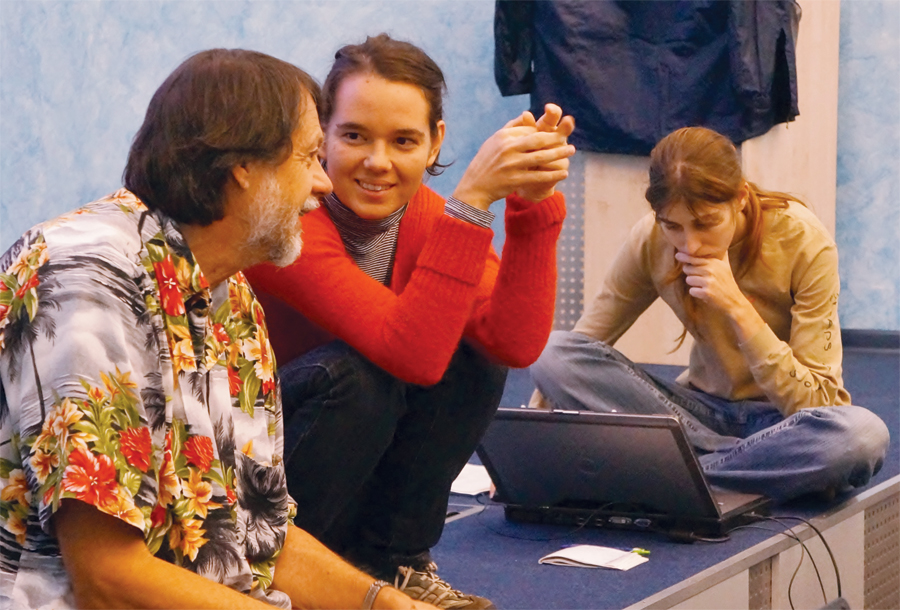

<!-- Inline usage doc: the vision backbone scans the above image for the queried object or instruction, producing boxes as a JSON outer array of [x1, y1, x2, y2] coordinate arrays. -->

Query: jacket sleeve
[[463, 192, 566, 367], [494, 0, 536, 96], [573, 214, 659, 345], [246, 208, 493, 386], [739, 241, 851, 415], [728, 0, 800, 120]]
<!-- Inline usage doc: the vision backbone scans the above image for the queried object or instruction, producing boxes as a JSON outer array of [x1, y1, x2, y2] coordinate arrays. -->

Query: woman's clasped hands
[[452, 103, 576, 210]]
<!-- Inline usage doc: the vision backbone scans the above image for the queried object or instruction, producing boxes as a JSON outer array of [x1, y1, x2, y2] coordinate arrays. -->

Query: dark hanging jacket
[[494, 0, 800, 155]]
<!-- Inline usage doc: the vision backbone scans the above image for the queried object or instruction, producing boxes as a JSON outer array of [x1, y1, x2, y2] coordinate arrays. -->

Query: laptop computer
[[475, 408, 770, 540]]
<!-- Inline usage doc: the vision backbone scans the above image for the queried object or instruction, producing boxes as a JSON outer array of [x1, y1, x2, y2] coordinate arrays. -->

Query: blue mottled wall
[[835, 0, 900, 331], [0, 0, 527, 251], [1, 0, 897, 330]]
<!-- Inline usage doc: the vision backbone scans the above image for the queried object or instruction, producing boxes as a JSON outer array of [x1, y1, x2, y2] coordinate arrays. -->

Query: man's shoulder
[[1, 190, 156, 288], [11, 189, 152, 260]]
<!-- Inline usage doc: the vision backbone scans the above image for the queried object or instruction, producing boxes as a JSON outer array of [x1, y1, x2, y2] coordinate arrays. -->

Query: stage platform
[[431, 337, 899, 609]]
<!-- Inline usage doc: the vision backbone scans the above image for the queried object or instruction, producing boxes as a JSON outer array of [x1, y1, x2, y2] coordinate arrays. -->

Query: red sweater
[[245, 185, 565, 386]]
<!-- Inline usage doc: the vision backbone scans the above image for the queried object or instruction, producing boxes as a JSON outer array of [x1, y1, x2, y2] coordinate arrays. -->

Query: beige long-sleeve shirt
[[574, 201, 851, 416]]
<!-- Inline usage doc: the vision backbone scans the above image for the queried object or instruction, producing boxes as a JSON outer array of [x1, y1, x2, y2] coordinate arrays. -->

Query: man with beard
[[0, 49, 433, 610]]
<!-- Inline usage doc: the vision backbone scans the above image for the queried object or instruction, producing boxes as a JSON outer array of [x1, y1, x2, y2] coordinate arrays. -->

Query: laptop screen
[[476, 409, 721, 518]]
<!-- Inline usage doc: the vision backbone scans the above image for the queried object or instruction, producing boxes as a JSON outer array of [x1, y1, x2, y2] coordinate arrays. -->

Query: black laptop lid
[[476, 409, 722, 519]]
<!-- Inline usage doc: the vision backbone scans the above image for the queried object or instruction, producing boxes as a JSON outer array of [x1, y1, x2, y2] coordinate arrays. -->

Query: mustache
[[300, 196, 320, 216]]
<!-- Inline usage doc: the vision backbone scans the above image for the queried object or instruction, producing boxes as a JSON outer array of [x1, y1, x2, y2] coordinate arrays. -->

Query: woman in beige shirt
[[531, 126, 889, 502]]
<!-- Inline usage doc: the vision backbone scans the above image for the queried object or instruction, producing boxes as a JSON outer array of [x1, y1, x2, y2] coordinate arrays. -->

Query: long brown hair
[[644, 127, 803, 345]]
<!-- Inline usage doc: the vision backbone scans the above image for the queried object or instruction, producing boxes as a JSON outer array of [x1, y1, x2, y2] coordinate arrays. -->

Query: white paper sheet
[[539, 545, 648, 571], [450, 463, 492, 495]]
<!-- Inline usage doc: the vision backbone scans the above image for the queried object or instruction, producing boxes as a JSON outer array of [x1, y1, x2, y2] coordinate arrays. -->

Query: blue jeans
[[279, 340, 507, 578], [531, 330, 890, 502]]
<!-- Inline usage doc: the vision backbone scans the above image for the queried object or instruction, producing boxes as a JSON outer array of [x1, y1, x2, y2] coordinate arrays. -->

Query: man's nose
[[313, 159, 333, 196]]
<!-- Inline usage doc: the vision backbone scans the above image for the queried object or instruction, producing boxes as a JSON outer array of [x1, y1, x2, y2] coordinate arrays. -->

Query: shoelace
[[394, 565, 471, 607]]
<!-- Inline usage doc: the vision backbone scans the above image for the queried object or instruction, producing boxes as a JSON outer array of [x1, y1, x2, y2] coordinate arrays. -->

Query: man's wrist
[[362, 579, 391, 610]]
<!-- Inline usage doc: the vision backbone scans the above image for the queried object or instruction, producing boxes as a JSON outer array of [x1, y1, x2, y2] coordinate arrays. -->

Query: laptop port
[[634, 518, 652, 528], [608, 516, 632, 525]]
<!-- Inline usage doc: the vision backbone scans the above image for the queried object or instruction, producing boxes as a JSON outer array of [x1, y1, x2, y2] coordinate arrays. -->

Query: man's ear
[[230, 163, 253, 190]]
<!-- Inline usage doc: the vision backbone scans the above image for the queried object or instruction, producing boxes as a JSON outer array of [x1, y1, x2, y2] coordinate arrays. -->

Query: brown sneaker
[[393, 562, 495, 609]]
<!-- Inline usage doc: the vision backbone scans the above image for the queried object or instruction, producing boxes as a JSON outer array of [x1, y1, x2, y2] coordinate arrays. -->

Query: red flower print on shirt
[[153, 255, 186, 317], [15, 274, 39, 300], [182, 435, 214, 473], [62, 447, 118, 507], [120, 426, 152, 472], [228, 368, 243, 397], [150, 502, 168, 528], [213, 323, 229, 344]]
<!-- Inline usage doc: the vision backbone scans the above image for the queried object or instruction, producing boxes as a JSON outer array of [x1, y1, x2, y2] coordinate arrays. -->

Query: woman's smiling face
[[321, 72, 445, 219]]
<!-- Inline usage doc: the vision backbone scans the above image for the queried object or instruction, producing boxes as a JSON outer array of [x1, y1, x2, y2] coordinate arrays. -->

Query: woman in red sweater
[[245, 34, 573, 609]]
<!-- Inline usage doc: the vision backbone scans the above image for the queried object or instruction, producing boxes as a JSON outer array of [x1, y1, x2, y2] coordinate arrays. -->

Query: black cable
[[729, 521, 824, 609], [739, 516, 829, 608], [773, 515, 842, 599], [765, 516, 839, 605], [787, 537, 808, 610]]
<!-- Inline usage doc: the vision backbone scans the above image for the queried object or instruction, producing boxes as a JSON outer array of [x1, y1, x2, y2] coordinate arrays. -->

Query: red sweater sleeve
[[463, 192, 566, 367], [245, 187, 494, 386], [246, 187, 565, 383]]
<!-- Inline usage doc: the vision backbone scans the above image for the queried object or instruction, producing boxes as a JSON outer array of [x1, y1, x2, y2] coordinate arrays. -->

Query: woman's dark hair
[[124, 48, 320, 226], [645, 126, 803, 345], [321, 33, 448, 176]]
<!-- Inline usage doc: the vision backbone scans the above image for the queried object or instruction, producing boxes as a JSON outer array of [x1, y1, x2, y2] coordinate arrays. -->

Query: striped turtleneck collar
[[321, 193, 407, 284], [322, 194, 406, 247]]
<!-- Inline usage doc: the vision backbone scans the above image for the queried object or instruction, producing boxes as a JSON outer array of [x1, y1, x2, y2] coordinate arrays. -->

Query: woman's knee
[[534, 331, 592, 380], [447, 341, 508, 394], [532, 330, 623, 392], [278, 341, 401, 420], [841, 406, 890, 463], [800, 406, 890, 478]]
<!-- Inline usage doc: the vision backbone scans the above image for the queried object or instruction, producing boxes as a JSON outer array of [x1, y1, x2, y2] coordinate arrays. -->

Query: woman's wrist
[[514, 185, 556, 203], [450, 185, 493, 211], [728, 299, 767, 344]]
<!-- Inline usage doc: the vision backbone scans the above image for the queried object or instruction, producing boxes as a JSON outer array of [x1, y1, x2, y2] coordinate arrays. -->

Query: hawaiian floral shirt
[[0, 190, 292, 608]]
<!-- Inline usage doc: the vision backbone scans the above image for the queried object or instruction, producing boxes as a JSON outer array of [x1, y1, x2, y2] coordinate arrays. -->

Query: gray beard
[[245, 177, 319, 267]]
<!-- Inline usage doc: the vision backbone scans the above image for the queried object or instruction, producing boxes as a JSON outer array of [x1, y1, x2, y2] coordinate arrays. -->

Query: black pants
[[279, 340, 508, 578]]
